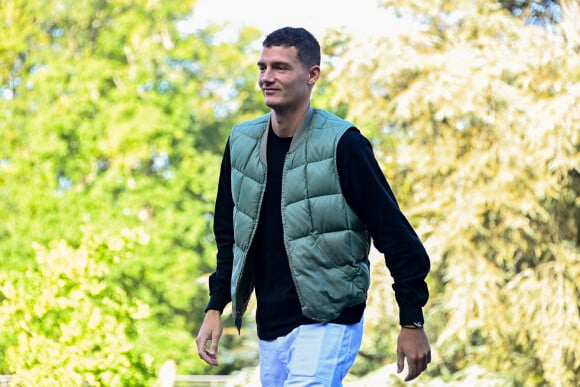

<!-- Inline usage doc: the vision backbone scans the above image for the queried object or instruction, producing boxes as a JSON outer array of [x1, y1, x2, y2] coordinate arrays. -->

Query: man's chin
[[264, 98, 282, 110]]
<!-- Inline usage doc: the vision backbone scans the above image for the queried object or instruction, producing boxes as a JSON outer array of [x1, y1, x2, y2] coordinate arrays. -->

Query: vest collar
[[259, 107, 315, 163], [289, 107, 314, 152]]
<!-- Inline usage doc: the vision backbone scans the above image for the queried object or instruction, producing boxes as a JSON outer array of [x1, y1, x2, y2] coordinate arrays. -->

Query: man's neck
[[270, 104, 310, 138]]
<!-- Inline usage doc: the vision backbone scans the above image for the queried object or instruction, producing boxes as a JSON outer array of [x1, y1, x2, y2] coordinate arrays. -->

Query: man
[[196, 26, 431, 386]]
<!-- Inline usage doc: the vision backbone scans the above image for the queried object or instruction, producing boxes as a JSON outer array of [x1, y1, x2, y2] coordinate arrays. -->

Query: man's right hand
[[195, 309, 223, 366]]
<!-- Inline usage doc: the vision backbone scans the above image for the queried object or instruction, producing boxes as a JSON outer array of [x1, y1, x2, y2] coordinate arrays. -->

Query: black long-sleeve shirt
[[206, 126, 430, 340]]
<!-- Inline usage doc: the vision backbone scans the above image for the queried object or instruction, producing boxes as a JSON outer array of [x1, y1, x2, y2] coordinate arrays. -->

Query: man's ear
[[308, 65, 321, 85]]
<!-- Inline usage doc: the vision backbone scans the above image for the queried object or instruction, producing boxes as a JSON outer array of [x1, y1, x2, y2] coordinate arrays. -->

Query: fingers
[[195, 311, 223, 367], [196, 337, 219, 366], [396, 345, 405, 373], [209, 330, 220, 358], [196, 331, 219, 366], [404, 348, 431, 381], [404, 358, 420, 382], [397, 327, 431, 381]]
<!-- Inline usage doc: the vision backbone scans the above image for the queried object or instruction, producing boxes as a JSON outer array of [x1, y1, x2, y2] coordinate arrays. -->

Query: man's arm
[[196, 139, 234, 366], [337, 129, 430, 322], [337, 128, 431, 380], [205, 139, 235, 313]]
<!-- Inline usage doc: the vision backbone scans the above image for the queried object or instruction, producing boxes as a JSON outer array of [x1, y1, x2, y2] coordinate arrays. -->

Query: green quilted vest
[[229, 108, 371, 331]]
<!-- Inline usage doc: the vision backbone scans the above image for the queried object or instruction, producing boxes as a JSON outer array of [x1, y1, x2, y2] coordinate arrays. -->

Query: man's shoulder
[[234, 113, 270, 130], [312, 108, 342, 120], [230, 113, 270, 141], [311, 108, 354, 133]]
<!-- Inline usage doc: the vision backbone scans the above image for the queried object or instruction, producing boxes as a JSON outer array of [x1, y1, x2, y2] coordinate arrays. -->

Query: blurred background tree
[[0, 0, 264, 381], [0, 0, 578, 385]]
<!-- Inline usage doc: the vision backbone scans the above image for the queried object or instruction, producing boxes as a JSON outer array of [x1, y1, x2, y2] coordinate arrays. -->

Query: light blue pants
[[258, 318, 364, 386]]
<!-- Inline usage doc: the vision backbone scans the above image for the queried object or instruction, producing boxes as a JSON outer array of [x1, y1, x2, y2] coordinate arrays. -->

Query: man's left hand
[[396, 327, 431, 381]]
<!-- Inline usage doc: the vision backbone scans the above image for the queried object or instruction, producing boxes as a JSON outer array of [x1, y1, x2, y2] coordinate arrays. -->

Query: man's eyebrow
[[256, 60, 292, 67]]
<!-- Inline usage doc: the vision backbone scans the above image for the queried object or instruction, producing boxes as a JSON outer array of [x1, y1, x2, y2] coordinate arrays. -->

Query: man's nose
[[260, 67, 274, 83]]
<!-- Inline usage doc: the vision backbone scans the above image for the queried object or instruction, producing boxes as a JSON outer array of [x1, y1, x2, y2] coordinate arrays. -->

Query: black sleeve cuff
[[204, 293, 230, 314], [399, 306, 424, 326]]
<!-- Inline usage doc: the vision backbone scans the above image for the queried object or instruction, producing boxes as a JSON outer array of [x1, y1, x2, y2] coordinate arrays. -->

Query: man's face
[[257, 45, 318, 112]]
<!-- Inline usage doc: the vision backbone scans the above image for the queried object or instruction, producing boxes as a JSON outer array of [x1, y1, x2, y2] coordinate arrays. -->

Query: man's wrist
[[399, 306, 424, 327], [401, 322, 424, 329], [204, 296, 229, 315]]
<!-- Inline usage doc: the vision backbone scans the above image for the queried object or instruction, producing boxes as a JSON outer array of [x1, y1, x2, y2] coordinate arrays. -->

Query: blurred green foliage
[[0, 231, 155, 385], [0, 0, 265, 382]]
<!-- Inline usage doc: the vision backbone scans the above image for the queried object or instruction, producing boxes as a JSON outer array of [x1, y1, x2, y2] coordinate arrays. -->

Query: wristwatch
[[401, 322, 423, 329]]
